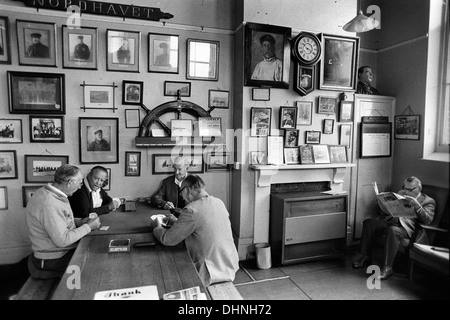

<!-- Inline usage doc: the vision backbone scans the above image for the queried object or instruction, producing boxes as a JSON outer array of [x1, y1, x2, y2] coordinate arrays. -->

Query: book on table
[[373, 182, 416, 218], [94, 285, 159, 300], [163, 286, 207, 300]]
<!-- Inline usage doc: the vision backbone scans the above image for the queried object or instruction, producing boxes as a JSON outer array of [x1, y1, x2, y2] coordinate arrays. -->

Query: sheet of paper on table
[[94, 285, 159, 300]]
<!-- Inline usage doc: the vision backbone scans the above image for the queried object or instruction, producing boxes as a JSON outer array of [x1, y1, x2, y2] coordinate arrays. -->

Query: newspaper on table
[[163, 286, 207, 300], [373, 182, 416, 218]]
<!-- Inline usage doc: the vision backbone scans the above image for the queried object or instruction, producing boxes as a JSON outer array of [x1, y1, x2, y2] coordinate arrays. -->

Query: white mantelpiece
[[249, 164, 355, 244]]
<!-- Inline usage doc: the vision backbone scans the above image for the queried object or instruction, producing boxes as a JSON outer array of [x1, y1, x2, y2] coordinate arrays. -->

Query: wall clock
[[292, 32, 321, 66]]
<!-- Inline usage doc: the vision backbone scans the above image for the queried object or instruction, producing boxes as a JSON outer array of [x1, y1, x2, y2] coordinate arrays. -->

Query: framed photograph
[[320, 34, 359, 91], [244, 22, 291, 88], [0, 150, 18, 179], [339, 124, 352, 148], [62, 25, 97, 70], [22, 185, 43, 207], [25, 154, 69, 183], [107, 29, 140, 72], [299, 145, 314, 164], [205, 152, 231, 171], [0, 186, 7, 210], [296, 101, 313, 126], [152, 154, 203, 174], [339, 101, 354, 122], [208, 90, 229, 109], [30, 115, 64, 143], [104, 168, 111, 191], [122, 81, 143, 105], [394, 115, 420, 140], [125, 151, 141, 177], [8, 71, 65, 114], [187, 39, 219, 81], [284, 129, 299, 147], [323, 119, 335, 134], [360, 122, 392, 158], [294, 64, 315, 96], [312, 144, 331, 164], [0, 119, 23, 143], [198, 117, 222, 137], [16, 20, 56, 67], [125, 109, 141, 128], [284, 148, 300, 164], [329, 145, 348, 163], [305, 130, 321, 144], [250, 107, 272, 137], [164, 81, 191, 97], [0, 16, 11, 64], [79, 117, 119, 164], [82, 84, 115, 111], [252, 88, 270, 101], [148, 33, 179, 73], [171, 119, 193, 137], [318, 96, 337, 115], [279, 106, 297, 129], [250, 151, 267, 165]]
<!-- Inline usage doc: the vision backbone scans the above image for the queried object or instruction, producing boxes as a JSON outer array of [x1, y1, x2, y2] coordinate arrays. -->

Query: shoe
[[379, 266, 394, 280], [352, 255, 370, 269]]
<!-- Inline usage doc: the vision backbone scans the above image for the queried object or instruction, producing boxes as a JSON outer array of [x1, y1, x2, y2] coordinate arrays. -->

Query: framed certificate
[[198, 117, 222, 137]]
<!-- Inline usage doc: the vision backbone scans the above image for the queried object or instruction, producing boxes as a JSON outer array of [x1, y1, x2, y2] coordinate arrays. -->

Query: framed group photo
[[62, 25, 98, 70], [25, 154, 69, 183], [394, 115, 420, 140], [79, 117, 119, 164], [244, 22, 291, 88], [296, 101, 313, 126], [208, 90, 229, 109], [30, 115, 64, 143], [16, 20, 56, 67], [320, 34, 359, 91], [0, 150, 17, 180], [250, 107, 272, 137], [279, 106, 297, 129], [0, 16, 11, 64], [148, 33, 179, 73], [125, 151, 141, 177], [122, 81, 143, 105], [8, 71, 65, 114], [107, 29, 140, 72], [187, 39, 219, 81], [0, 119, 23, 144]]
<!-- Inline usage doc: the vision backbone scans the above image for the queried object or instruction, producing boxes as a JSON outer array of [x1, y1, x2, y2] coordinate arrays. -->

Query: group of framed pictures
[[152, 153, 231, 175]]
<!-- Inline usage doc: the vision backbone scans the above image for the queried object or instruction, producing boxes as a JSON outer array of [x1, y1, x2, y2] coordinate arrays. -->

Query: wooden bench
[[207, 282, 243, 300], [15, 277, 59, 300]]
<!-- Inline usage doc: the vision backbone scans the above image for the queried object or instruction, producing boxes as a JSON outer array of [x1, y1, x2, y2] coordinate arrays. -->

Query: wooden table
[[51, 232, 209, 300]]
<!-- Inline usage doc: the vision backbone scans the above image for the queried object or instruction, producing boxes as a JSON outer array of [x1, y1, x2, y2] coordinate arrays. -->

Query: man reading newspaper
[[352, 176, 435, 280]]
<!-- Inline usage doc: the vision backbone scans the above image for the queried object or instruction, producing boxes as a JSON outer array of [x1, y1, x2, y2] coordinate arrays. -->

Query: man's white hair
[[173, 156, 190, 167]]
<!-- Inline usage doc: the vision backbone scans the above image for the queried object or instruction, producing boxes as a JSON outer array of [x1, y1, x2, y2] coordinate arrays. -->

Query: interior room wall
[[0, 0, 235, 264]]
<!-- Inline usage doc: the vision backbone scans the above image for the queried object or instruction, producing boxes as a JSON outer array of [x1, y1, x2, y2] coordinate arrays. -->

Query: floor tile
[[280, 257, 351, 276], [239, 260, 286, 281], [233, 268, 253, 285], [236, 278, 310, 300]]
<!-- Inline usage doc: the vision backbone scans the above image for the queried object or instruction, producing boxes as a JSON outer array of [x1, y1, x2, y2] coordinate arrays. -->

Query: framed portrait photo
[[299, 145, 314, 164], [125, 151, 141, 177], [320, 34, 359, 91], [284, 148, 300, 164], [329, 145, 348, 163], [0, 186, 8, 210], [318, 96, 337, 115], [198, 117, 222, 137], [0, 119, 23, 144], [171, 119, 193, 137], [122, 81, 143, 105], [79, 117, 119, 164], [394, 115, 420, 140], [339, 101, 354, 122], [25, 154, 69, 183], [16, 20, 56, 67], [296, 101, 313, 126], [82, 84, 116, 111], [323, 119, 334, 134], [305, 130, 321, 144], [205, 152, 231, 171], [0, 150, 17, 180], [0, 16, 12, 64], [107, 29, 140, 72], [208, 90, 229, 109], [125, 109, 141, 128], [22, 185, 44, 207], [250, 151, 267, 165], [244, 22, 291, 89], [164, 81, 191, 97], [312, 144, 331, 164], [187, 39, 219, 81], [8, 71, 65, 114], [148, 33, 179, 73], [250, 107, 272, 137], [284, 129, 299, 147], [252, 88, 270, 101], [62, 25, 97, 70], [29, 115, 64, 143], [294, 64, 315, 96], [279, 106, 297, 129]]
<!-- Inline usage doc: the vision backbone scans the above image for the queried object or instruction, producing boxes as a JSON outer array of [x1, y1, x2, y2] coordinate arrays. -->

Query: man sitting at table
[[150, 156, 190, 216], [69, 165, 119, 219], [151, 175, 239, 286], [25, 164, 100, 278]]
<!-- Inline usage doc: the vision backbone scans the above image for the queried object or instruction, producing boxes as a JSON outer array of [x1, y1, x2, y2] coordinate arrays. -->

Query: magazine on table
[[373, 182, 416, 218]]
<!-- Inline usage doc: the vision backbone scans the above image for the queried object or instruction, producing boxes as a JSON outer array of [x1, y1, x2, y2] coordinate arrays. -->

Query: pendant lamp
[[343, 10, 380, 33]]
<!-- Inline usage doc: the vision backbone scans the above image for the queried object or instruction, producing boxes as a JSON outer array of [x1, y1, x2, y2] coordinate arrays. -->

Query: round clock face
[[293, 33, 321, 65]]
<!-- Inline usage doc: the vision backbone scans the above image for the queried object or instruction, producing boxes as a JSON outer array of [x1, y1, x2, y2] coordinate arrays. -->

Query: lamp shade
[[343, 10, 380, 33]]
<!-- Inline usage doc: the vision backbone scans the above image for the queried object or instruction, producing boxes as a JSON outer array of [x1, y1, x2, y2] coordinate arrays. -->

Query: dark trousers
[[31, 249, 75, 274], [359, 218, 409, 267]]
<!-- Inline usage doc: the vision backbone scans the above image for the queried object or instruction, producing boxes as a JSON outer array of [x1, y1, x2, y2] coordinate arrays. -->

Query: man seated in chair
[[352, 176, 436, 280]]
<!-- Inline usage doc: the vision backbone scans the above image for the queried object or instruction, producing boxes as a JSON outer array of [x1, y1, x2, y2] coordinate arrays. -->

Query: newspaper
[[373, 182, 416, 218], [163, 286, 207, 300]]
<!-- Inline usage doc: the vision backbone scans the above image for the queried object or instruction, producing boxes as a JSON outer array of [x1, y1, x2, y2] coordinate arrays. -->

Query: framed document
[[252, 88, 270, 101], [170, 120, 193, 137], [360, 122, 392, 158], [198, 117, 222, 137], [267, 136, 284, 165]]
